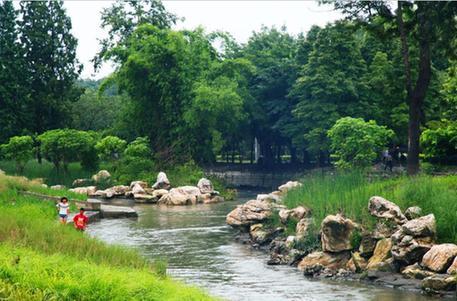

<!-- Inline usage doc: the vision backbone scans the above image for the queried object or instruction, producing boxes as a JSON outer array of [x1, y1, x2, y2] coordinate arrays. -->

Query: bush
[[38, 129, 99, 171], [0, 136, 34, 173], [421, 120, 457, 164], [327, 117, 394, 168], [95, 135, 127, 161]]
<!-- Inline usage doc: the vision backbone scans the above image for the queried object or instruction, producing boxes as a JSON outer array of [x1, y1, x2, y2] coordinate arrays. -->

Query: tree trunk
[[407, 3, 432, 175], [397, 2, 431, 175]]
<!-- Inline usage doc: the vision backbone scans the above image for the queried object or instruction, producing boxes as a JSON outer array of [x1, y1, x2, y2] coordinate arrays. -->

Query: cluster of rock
[[226, 182, 457, 295], [67, 170, 223, 205]]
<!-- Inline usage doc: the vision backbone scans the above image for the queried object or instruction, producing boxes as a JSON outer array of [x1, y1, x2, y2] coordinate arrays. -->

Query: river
[[88, 190, 439, 301]]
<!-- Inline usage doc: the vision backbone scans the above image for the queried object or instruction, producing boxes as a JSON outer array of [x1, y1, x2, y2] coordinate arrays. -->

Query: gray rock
[[368, 196, 407, 224], [405, 206, 423, 220], [197, 178, 214, 194], [321, 214, 357, 253], [152, 171, 170, 190], [226, 199, 272, 227]]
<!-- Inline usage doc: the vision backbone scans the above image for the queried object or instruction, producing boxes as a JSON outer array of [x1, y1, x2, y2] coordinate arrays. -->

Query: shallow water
[[88, 190, 441, 301]]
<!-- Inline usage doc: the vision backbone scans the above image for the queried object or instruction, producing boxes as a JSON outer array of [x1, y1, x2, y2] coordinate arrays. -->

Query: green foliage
[[327, 117, 394, 168], [284, 171, 457, 243], [95, 135, 127, 161], [421, 120, 457, 163], [37, 129, 98, 171], [0, 136, 34, 173], [124, 137, 151, 159]]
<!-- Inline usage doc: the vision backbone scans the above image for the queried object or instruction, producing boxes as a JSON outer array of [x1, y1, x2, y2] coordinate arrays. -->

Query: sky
[[64, 1, 343, 79]]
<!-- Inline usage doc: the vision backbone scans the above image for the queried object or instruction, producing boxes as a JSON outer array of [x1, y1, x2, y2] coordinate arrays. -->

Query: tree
[[290, 22, 369, 165], [325, 1, 457, 174], [38, 129, 98, 171], [0, 1, 27, 143], [94, 0, 177, 69], [95, 136, 127, 161], [19, 1, 82, 134], [327, 117, 394, 169], [0, 136, 34, 173], [420, 120, 457, 164]]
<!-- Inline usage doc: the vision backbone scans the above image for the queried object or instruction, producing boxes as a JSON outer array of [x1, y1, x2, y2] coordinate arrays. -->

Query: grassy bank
[[0, 174, 216, 300], [284, 172, 457, 243]]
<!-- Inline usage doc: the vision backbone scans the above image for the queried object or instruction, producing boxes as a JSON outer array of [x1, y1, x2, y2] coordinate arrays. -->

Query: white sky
[[64, 1, 342, 79]]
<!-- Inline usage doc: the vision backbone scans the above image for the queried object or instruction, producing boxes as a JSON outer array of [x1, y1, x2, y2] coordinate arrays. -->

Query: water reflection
[[88, 191, 442, 301]]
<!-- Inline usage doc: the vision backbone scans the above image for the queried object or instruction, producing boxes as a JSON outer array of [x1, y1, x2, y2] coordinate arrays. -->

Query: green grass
[[0, 159, 92, 187], [284, 171, 457, 243], [0, 174, 216, 300]]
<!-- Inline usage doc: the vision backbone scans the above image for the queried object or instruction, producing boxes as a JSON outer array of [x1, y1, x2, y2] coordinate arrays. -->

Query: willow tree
[[326, 1, 457, 175]]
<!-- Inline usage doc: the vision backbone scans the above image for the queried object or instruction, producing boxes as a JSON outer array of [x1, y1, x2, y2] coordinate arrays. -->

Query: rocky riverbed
[[226, 181, 457, 298]]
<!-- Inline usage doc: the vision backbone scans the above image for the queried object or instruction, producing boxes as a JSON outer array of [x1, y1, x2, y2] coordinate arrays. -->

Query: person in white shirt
[[56, 197, 70, 224]]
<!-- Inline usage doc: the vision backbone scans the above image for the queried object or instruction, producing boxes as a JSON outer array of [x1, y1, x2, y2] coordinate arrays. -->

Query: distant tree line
[[1, 0, 457, 173]]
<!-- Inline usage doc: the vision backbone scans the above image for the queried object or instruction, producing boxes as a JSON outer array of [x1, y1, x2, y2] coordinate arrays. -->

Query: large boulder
[[197, 178, 213, 194], [69, 186, 97, 196], [422, 244, 457, 273], [249, 224, 281, 245], [359, 232, 378, 259], [152, 172, 170, 190], [226, 199, 272, 227], [405, 206, 423, 220], [401, 214, 436, 238], [158, 186, 201, 206], [72, 178, 92, 187], [447, 257, 457, 274], [278, 181, 302, 193], [298, 251, 351, 274], [110, 185, 129, 196], [346, 252, 368, 273], [91, 170, 111, 184], [368, 196, 407, 224], [367, 238, 392, 270], [278, 206, 310, 224], [321, 214, 358, 253], [131, 183, 146, 195], [152, 189, 169, 199]]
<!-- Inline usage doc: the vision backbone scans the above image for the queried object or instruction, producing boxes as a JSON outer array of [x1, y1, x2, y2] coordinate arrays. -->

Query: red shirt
[[73, 213, 88, 230]]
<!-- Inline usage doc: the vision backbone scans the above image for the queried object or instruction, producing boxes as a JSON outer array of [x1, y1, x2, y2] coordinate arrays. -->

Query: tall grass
[[284, 171, 457, 243]]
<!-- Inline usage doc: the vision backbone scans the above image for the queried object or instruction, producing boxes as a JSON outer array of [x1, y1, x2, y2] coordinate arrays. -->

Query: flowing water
[[88, 190, 441, 301]]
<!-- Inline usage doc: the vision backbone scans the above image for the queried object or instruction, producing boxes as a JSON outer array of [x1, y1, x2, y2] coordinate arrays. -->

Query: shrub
[[0, 136, 34, 173], [420, 120, 457, 164], [327, 117, 394, 168], [38, 129, 98, 171], [95, 135, 127, 161]]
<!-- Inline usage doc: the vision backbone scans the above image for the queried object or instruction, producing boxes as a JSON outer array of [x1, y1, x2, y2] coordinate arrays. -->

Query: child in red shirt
[[73, 208, 88, 231]]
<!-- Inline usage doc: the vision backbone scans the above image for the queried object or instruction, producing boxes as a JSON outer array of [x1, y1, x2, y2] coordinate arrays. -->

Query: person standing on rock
[[73, 208, 88, 231], [56, 197, 70, 224]]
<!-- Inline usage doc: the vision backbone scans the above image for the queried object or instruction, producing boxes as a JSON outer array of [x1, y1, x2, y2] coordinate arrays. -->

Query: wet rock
[[422, 244, 457, 273], [367, 238, 392, 270], [69, 186, 97, 196], [296, 218, 313, 239], [131, 183, 146, 195], [278, 181, 302, 193], [422, 274, 457, 292], [359, 232, 378, 258], [50, 185, 65, 190], [321, 214, 357, 253], [133, 194, 157, 203], [368, 196, 407, 224], [158, 186, 201, 206], [402, 263, 436, 280], [249, 224, 280, 245], [91, 170, 111, 184], [152, 172, 170, 190], [401, 214, 436, 238], [130, 181, 148, 189], [405, 206, 422, 220], [226, 199, 272, 227], [197, 178, 213, 194], [298, 251, 351, 275]]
